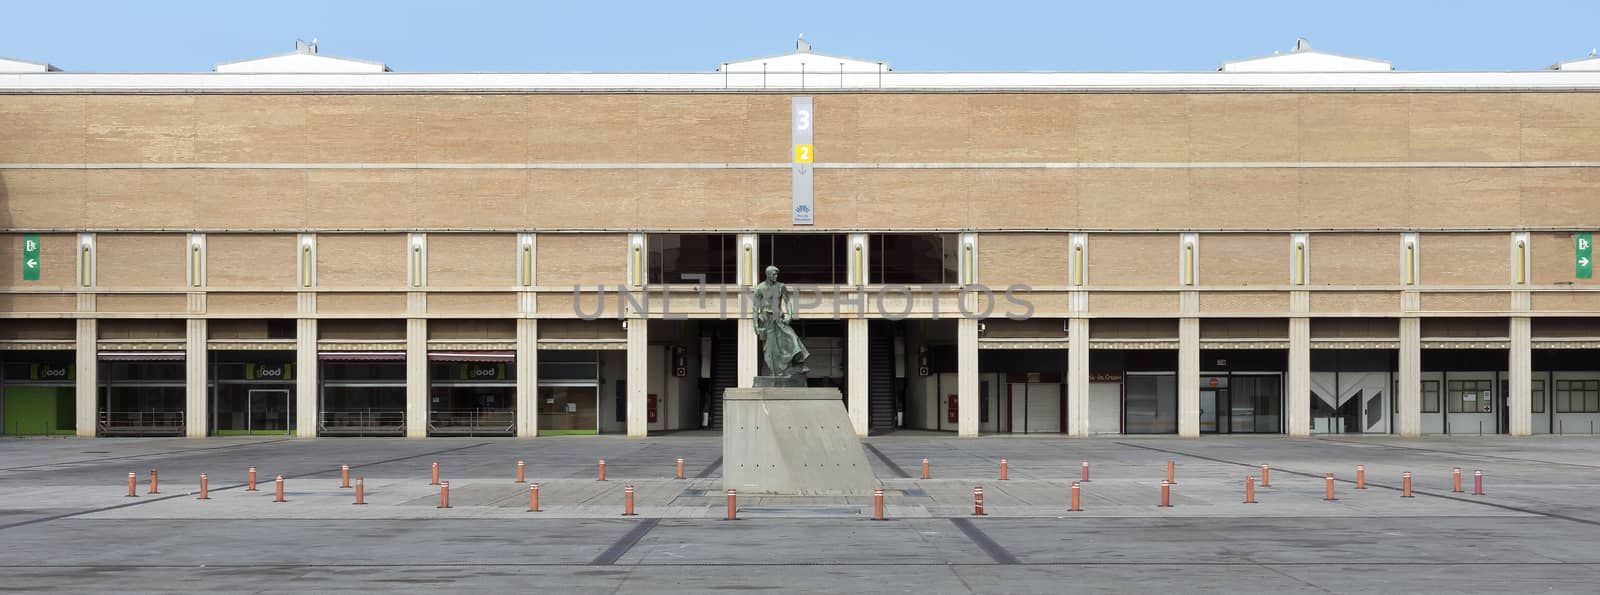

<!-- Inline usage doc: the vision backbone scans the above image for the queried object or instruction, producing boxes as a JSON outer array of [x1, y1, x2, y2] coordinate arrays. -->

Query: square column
[[405, 318, 427, 438], [75, 319, 97, 437], [1508, 317, 1532, 437], [957, 317, 979, 437], [1178, 318, 1200, 437], [517, 319, 538, 437], [626, 319, 648, 437], [295, 319, 317, 438], [847, 318, 869, 436], [1398, 317, 1422, 437], [1287, 317, 1311, 437], [737, 318, 757, 387], [1066, 318, 1090, 436], [185, 319, 207, 438]]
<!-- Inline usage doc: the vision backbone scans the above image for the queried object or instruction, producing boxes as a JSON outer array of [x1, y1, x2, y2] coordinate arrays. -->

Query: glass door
[[248, 389, 291, 434], [538, 385, 599, 435]]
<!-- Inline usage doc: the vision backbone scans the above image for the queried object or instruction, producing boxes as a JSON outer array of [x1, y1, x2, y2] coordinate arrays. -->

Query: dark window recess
[[759, 234, 847, 285], [872, 234, 959, 284], [647, 234, 737, 284], [615, 380, 627, 423], [266, 319, 297, 340]]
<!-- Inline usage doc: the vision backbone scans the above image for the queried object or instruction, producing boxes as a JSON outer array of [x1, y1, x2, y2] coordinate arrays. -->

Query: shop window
[[1555, 379, 1600, 413], [871, 233, 959, 285], [1533, 379, 1546, 414], [1421, 380, 1440, 413], [758, 234, 847, 285], [1446, 379, 1491, 413], [647, 234, 737, 284]]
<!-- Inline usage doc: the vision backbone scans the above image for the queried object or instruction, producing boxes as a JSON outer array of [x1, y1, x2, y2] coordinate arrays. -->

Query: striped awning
[[318, 351, 405, 361], [429, 351, 515, 362]]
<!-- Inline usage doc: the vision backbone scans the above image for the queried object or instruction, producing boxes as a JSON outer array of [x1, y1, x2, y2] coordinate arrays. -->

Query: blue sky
[[3, 1, 1599, 72]]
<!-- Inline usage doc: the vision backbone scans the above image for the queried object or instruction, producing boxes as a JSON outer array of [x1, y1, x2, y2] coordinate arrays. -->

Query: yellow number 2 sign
[[793, 143, 814, 163]]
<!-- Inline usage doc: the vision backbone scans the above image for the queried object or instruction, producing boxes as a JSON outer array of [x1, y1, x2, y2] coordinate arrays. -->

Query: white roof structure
[[1552, 50, 1600, 71], [1220, 38, 1392, 72], [718, 35, 888, 73], [0, 56, 60, 73], [214, 39, 389, 73]]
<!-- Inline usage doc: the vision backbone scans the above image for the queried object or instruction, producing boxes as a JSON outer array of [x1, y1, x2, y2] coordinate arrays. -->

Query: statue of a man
[[752, 265, 810, 378]]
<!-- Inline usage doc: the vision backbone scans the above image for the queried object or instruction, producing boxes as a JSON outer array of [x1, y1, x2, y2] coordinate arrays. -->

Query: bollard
[[598, 459, 607, 482], [430, 461, 440, 486], [1260, 464, 1271, 487], [1356, 465, 1366, 490], [1081, 460, 1090, 483], [725, 489, 738, 520], [1452, 467, 1463, 493], [127, 472, 138, 497], [1159, 480, 1172, 508], [1167, 460, 1176, 485], [247, 467, 258, 491], [873, 488, 886, 521], [149, 469, 159, 494], [1473, 470, 1485, 496], [528, 483, 541, 512], [274, 475, 286, 502], [622, 484, 637, 516], [516, 461, 526, 484], [353, 477, 366, 505], [999, 459, 1009, 481], [1324, 473, 1337, 501], [1402, 471, 1414, 498], [438, 480, 451, 509], [1070, 481, 1082, 512], [198, 474, 210, 500], [676, 458, 685, 480], [973, 486, 986, 516], [341, 465, 351, 489], [1244, 476, 1257, 504], [922, 458, 930, 480]]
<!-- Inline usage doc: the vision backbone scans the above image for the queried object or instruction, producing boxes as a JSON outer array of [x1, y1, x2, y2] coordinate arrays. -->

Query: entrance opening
[[1200, 350, 1285, 434], [211, 352, 295, 436], [319, 354, 406, 436], [1311, 350, 1395, 434], [0, 352, 76, 436], [978, 348, 1066, 434], [538, 350, 600, 435], [98, 355, 186, 436], [428, 355, 515, 437]]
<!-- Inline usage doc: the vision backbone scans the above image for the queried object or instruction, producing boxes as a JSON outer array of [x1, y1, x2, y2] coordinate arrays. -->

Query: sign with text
[[791, 96, 814, 225], [1579, 232, 1593, 279], [30, 363, 73, 381], [22, 234, 40, 281], [246, 363, 294, 381]]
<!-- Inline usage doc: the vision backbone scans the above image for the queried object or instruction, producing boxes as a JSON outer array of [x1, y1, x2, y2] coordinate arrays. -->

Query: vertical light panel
[[1071, 233, 1087, 287], [1290, 233, 1308, 286], [1401, 233, 1419, 286], [1180, 233, 1199, 286], [792, 96, 814, 225], [187, 233, 206, 288], [76, 233, 95, 288], [519, 233, 536, 287], [960, 233, 978, 286], [628, 233, 646, 287], [298, 234, 316, 288], [408, 233, 427, 288], [849, 234, 868, 286], [739, 234, 758, 287], [1512, 232, 1529, 286]]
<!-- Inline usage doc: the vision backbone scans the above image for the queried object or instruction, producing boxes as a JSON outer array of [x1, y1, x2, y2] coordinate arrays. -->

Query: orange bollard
[[198, 473, 210, 500], [598, 459, 607, 482], [247, 467, 258, 491], [528, 483, 541, 512], [274, 475, 286, 502], [922, 458, 930, 480], [1324, 473, 1337, 501], [1159, 480, 1172, 508], [1244, 476, 1257, 504], [873, 488, 886, 521], [1260, 464, 1271, 487], [1081, 460, 1090, 483], [999, 459, 1009, 481], [1402, 471, 1414, 498], [725, 489, 737, 520], [676, 458, 685, 480], [353, 477, 367, 505], [126, 472, 138, 497], [149, 469, 159, 494], [1473, 470, 1485, 496], [430, 461, 440, 486], [973, 486, 986, 516], [1452, 467, 1463, 493], [1070, 481, 1082, 512], [516, 460, 526, 483], [438, 480, 451, 509], [1167, 460, 1176, 485], [623, 484, 637, 516], [1356, 465, 1366, 490], [341, 465, 351, 489]]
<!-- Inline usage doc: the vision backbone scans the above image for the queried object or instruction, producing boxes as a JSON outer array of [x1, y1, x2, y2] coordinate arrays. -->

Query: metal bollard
[[1402, 471, 1414, 498], [274, 475, 286, 502], [676, 458, 685, 480], [1244, 476, 1256, 504], [1167, 460, 1176, 485], [341, 465, 351, 489], [1473, 470, 1485, 496], [516, 461, 526, 484], [438, 481, 451, 509], [598, 459, 607, 482], [528, 483, 541, 512], [247, 467, 258, 491], [353, 477, 366, 505], [1070, 481, 1082, 512], [149, 469, 160, 494], [1356, 465, 1366, 490], [431, 462, 440, 486], [922, 458, 930, 480], [873, 488, 886, 521], [1159, 480, 1172, 508], [1452, 467, 1463, 493], [622, 484, 637, 516], [1260, 464, 1270, 487], [198, 474, 210, 500], [1324, 473, 1337, 501], [1081, 460, 1090, 483], [999, 459, 1009, 481], [973, 486, 986, 516], [726, 489, 738, 520], [127, 472, 138, 497]]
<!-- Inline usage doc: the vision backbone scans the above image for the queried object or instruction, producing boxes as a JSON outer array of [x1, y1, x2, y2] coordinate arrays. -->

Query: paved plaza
[[3, 433, 1600, 592]]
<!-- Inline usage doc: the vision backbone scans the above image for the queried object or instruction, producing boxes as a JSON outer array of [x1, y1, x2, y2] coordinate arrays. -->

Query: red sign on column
[[947, 394, 959, 423], [648, 394, 658, 424]]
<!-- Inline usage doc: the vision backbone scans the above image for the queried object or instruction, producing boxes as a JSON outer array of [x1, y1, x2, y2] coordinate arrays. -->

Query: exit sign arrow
[[1579, 232, 1594, 280], [21, 233, 40, 281]]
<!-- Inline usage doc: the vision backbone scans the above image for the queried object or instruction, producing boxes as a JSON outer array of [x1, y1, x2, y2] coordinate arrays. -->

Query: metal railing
[[428, 409, 515, 436], [98, 410, 185, 437], [318, 409, 406, 437]]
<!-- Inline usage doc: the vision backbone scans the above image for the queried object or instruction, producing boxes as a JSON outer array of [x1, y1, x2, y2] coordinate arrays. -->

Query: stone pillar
[[1287, 317, 1311, 437], [626, 319, 649, 437], [957, 318, 980, 437], [1508, 317, 1532, 437], [75, 318, 97, 437], [1067, 318, 1090, 436], [517, 319, 538, 437], [295, 318, 317, 438], [1398, 317, 1422, 437], [405, 318, 427, 438], [1178, 318, 1200, 437], [185, 319, 207, 438], [738, 318, 757, 387], [847, 318, 869, 436]]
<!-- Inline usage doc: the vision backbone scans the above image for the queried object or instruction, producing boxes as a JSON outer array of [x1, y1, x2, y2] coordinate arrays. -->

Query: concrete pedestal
[[722, 386, 875, 495]]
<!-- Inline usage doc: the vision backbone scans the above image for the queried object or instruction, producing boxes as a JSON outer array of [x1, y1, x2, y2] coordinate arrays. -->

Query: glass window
[[1421, 380, 1440, 413], [647, 234, 737, 284], [321, 361, 405, 383], [871, 234, 959, 285], [1556, 379, 1600, 413], [538, 350, 600, 382], [1446, 379, 1491, 413], [759, 234, 847, 285], [1533, 379, 1546, 414]]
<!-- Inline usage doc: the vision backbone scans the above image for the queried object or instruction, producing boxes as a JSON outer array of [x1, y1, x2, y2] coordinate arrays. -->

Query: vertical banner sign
[[792, 97, 814, 225], [22, 233, 41, 281], [1578, 232, 1593, 279]]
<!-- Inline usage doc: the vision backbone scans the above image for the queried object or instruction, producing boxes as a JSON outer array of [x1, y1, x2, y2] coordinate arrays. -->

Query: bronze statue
[[753, 265, 810, 380]]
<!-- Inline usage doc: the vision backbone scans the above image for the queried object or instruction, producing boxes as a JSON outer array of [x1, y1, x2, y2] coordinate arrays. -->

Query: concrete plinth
[[722, 386, 875, 495]]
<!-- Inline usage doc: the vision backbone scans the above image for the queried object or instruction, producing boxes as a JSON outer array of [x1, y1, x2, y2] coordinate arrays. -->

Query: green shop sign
[[246, 363, 294, 381]]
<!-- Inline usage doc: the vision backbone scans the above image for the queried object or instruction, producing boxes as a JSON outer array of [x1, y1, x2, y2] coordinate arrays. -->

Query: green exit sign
[[1579, 232, 1593, 279], [22, 233, 40, 281]]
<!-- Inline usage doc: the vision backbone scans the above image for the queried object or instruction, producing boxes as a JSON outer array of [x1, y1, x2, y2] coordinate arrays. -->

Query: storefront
[[318, 352, 406, 436], [428, 352, 515, 436], [211, 353, 295, 436], [0, 353, 75, 436], [98, 352, 186, 436], [538, 350, 600, 435]]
